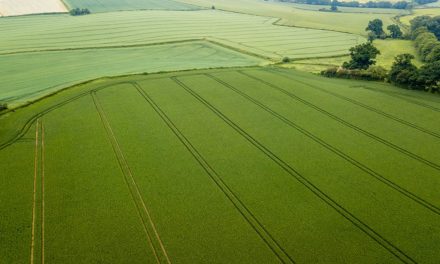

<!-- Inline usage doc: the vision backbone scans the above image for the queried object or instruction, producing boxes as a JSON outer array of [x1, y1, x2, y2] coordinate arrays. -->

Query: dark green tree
[[366, 19, 385, 38], [387, 24, 403, 39], [342, 42, 381, 70], [426, 44, 440, 62], [389, 54, 419, 87], [419, 61, 440, 91]]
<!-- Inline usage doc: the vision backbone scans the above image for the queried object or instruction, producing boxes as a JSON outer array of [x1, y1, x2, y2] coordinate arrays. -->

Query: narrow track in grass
[[41, 123, 45, 264], [206, 73, 440, 216], [30, 119, 40, 264], [134, 82, 295, 264], [268, 68, 440, 139], [239, 70, 440, 173], [171, 76, 416, 264], [91, 92, 170, 264]]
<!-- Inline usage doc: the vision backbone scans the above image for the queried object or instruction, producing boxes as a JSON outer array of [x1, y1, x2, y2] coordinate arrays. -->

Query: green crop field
[[63, 0, 199, 12], [1, 67, 440, 263], [0, 41, 263, 106]]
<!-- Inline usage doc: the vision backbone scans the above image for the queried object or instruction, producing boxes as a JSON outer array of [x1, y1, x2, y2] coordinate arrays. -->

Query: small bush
[[0, 103, 7, 111], [282, 57, 290, 63], [321, 66, 387, 81]]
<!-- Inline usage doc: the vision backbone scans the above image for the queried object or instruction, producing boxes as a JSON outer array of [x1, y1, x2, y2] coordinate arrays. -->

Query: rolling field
[[178, 0, 405, 35], [0, 0, 67, 17], [0, 41, 263, 106], [0, 9, 363, 105], [63, 0, 199, 12], [1, 67, 440, 263]]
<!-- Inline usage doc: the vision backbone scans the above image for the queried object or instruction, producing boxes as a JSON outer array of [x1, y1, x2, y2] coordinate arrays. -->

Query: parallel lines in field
[[171, 76, 416, 264], [91, 92, 170, 264], [134, 82, 295, 264], [269, 69, 440, 139], [243, 70, 440, 173], [353, 85, 440, 113], [206, 73, 440, 216], [30, 119, 45, 264], [30, 119, 39, 264], [41, 123, 46, 264]]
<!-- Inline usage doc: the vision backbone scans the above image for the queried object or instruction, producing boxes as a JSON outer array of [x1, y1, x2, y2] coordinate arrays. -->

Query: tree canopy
[[387, 24, 403, 39], [343, 42, 381, 70], [366, 19, 386, 39]]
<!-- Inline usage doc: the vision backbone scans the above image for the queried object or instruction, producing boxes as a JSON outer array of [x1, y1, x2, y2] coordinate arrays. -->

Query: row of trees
[[388, 16, 440, 90], [321, 18, 440, 92], [279, 0, 411, 9], [366, 19, 403, 40]]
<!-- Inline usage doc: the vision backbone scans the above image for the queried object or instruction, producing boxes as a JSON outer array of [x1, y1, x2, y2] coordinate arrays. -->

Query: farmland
[[1, 0, 440, 262], [0, 9, 362, 105], [1, 67, 440, 263]]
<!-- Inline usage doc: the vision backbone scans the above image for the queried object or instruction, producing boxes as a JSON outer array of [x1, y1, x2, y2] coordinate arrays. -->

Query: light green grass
[[1, 67, 440, 263], [400, 7, 440, 25], [0, 41, 263, 106], [63, 0, 199, 12], [373, 39, 422, 68]]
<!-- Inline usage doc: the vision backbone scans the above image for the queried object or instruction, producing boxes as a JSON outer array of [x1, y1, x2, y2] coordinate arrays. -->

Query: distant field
[[373, 39, 422, 68], [1, 67, 440, 263], [0, 10, 362, 58], [0, 9, 364, 105], [400, 8, 440, 25], [286, 39, 421, 72], [178, 0, 405, 35], [63, 0, 199, 12], [0, 41, 263, 106], [0, 0, 66, 16]]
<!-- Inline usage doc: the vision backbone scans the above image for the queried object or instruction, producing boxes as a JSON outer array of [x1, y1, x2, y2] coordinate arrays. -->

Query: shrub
[[282, 57, 290, 63], [321, 66, 387, 81]]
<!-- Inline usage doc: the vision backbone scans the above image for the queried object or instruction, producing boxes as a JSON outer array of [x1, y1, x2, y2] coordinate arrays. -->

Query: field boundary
[[172, 76, 416, 264], [91, 92, 170, 264], [206, 73, 440, 215], [134, 82, 295, 264]]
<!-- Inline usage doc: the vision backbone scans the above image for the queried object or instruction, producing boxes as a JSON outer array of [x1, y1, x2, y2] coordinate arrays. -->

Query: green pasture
[[0, 41, 263, 106], [1, 67, 440, 263], [63, 0, 199, 12]]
